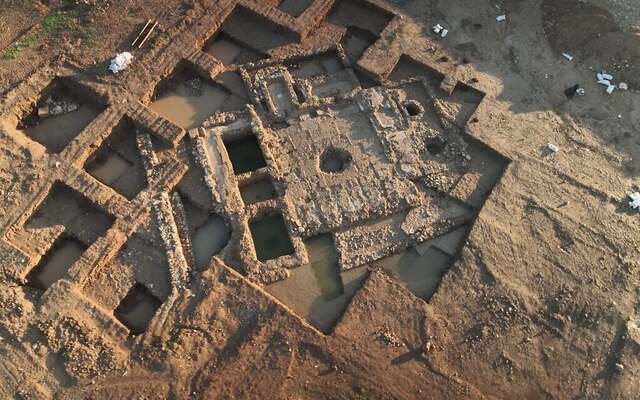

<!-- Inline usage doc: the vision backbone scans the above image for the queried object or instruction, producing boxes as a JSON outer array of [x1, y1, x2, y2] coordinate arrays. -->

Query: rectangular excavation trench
[[26, 235, 87, 290], [83, 117, 147, 200], [26, 182, 115, 245], [178, 192, 230, 269], [249, 214, 294, 262], [17, 77, 105, 153], [327, 0, 394, 36], [25, 182, 115, 289], [239, 178, 276, 205], [114, 283, 162, 335], [223, 132, 267, 174], [203, 32, 267, 66], [373, 246, 452, 300], [213, 5, 297, 54], [388, 55, 445, 84], [288, 52, 344, 79], [267, 234, 368, 334], [277, 0, 314, 17], [341, 26, 378, 64], [150, 62, 240, 130]]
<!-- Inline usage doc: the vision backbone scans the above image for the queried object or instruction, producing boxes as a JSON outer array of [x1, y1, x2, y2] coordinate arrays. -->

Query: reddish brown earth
[[1, 0, 639, 399]]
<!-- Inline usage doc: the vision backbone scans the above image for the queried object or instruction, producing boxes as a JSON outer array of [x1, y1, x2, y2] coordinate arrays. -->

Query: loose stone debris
[[562, 53, 574, 61], [432, 24, 448, 38]]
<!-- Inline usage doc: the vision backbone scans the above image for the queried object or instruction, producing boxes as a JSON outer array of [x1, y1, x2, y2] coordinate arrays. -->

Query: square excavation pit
[[327, 0, 394, 36], [203, 32, 266, 66], [249, 214, 294, 262], [215, 6, 297, 54], [223, 133, 267, 174], [17, 77, 105, 153], [288, 53, 344, 79], [83, 117, 147, 200], [26, 182, 115, 245], [26, 235, 87, 290], [341, 26, 378, 64], [239, 178, 276, 205], [389, 55, 445, 84], [150, 63, 238, 130], [114, 283, 162, 335], [277, 0, 314, 17]]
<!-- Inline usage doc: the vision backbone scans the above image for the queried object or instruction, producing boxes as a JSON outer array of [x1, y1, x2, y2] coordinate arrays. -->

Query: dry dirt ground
[[1, 0, 640, 399]]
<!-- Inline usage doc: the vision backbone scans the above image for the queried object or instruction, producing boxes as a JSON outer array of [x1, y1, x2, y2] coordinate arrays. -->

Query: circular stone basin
[[319, 147, 352, 173]]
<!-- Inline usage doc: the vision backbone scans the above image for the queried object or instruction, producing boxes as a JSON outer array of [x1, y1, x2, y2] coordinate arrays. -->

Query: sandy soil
[[0, 0, 639, 399]]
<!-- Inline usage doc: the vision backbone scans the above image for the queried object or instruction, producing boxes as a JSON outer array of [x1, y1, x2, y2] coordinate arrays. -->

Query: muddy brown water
[[23, 105, 101, 153], [150, 81, 230, 130], [204, 33, 265, 66]]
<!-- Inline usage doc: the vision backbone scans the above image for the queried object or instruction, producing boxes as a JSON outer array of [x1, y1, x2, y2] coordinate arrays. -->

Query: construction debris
[[432, 24, 449, 38], [596, 71, 617, 94], [109, 52, 133, 74]]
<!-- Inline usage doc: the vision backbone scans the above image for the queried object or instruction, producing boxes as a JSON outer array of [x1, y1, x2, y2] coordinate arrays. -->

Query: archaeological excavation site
[[0, 0, 639, 398]]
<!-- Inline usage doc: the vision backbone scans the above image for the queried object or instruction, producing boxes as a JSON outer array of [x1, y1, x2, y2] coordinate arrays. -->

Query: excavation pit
[[373, 246, 452, 300], [114, 283, 162, 335], [341, 26, 378, 64], [150, 63, 233, 129], [178, 193, 231, 268], [389, 55, 445, 84], [18, 78, 105, 153], [239, 178, 276, 205], [277, 0, 314, 17], [26, 182, 115, 246], [328, 0, 394, 36], [26, 235, 87, 290], [216, 5, 297, 53], [191, 214, 230, 269], [306, 234, 344, 301], [249, 214, 294, 262], [84, 117, 147, 200], [223, 133, 267, 174], [203, 32, 266, 66], [319, 147, 351, 174]]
